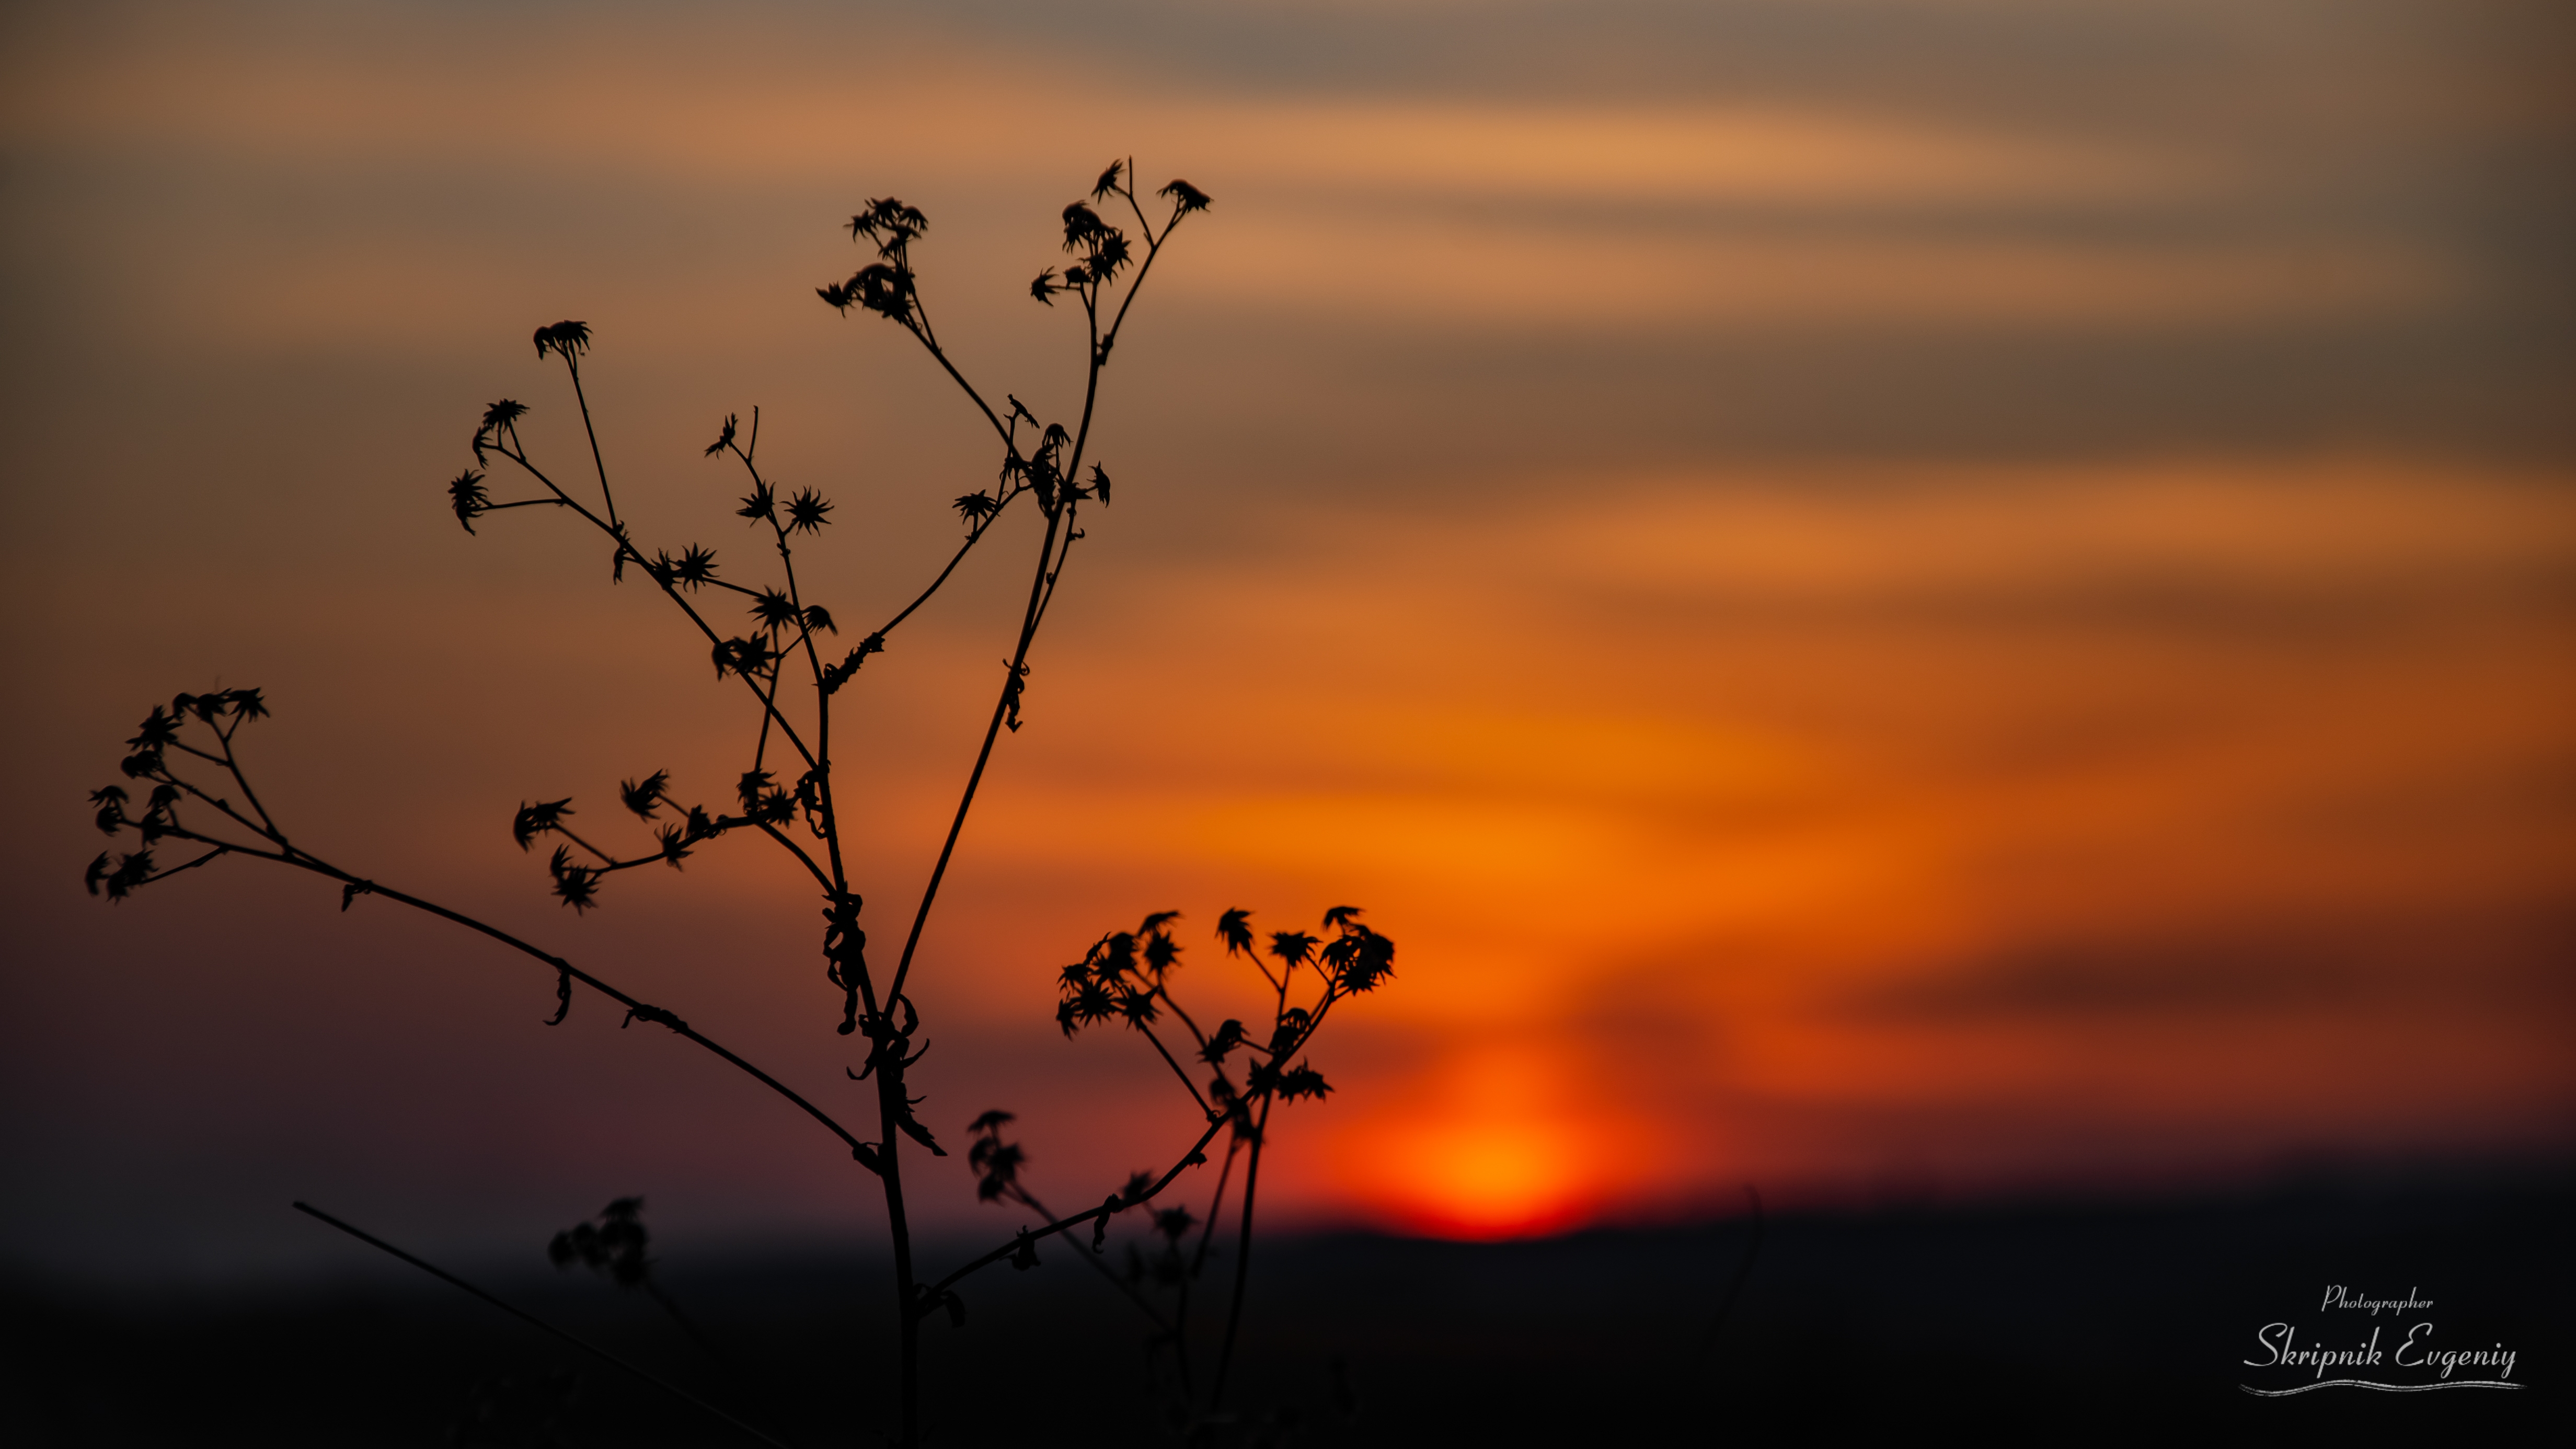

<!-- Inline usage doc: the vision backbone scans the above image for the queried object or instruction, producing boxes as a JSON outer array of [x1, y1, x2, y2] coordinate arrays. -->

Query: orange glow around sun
[[1337, 1045, 1633, 1239], [8, 3, 2570, 1264], [1371, 1119, 1590, 1239]]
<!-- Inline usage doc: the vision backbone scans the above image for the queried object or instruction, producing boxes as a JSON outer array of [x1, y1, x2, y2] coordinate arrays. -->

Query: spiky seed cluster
[[1054, 911, 1189, 1038], [1028, 162, 1211, 308], [424, 319, 853, 921], [532, 319, 591, 361], [83, 690, 272, 901], [1051, 906, 1391, 1116], [497, 765, 738, 913], [819, 198, 929, 320]]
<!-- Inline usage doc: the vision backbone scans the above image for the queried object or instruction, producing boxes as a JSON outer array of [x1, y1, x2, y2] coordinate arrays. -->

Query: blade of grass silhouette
[[291, 1202, 796, 1449], [1692, 1184, 1766, 1372], [645, 1279, 756, 1388]]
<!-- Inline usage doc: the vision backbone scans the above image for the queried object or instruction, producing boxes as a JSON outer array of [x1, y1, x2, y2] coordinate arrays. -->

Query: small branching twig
[[550, 1197, 729, 1370]]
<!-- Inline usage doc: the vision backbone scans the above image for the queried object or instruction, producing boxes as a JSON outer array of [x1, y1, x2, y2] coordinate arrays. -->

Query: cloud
[[7, 1, 2477, 340]]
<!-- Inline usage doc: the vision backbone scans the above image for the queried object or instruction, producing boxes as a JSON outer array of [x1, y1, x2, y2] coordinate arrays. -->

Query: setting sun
[[1362, 1118, 1590, 1240], [1335, 1045, 1633, 1239]]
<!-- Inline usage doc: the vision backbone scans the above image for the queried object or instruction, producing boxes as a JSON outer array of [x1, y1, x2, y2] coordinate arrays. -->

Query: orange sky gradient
[[2, 0, 2570, 1274]]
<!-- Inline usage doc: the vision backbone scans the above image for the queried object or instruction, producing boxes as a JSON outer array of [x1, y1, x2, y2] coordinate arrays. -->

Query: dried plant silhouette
[[86, 160, 1392, 1447]]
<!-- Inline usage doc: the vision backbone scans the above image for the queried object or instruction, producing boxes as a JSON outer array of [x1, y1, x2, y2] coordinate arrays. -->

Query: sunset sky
[[3, 0, 2570, 1278]]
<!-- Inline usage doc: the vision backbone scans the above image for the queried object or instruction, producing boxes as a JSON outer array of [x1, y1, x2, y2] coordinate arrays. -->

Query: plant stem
[[886, 503, 1066, 1004], [875, 1068, 921, 1446], [564, 358, 620, 529], [1208, 1095, 1272, 1414]]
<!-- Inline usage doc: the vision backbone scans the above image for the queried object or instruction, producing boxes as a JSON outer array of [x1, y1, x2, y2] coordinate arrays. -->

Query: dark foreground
[[6, 1164, 2569, 1447]]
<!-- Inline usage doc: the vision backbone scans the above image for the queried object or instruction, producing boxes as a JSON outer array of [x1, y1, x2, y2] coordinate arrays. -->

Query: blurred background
[[2, 0, 2570, 1306]]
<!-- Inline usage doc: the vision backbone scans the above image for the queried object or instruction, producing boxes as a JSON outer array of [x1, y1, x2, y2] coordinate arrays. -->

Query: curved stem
[[867, 509, 1004, 646], [148, 816, 880, 1174], [750, 820, 836, 893], [373, 874, 871, 1162]]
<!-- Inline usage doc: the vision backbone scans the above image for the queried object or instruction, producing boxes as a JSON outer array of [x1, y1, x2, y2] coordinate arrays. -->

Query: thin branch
[[1135, 1021, 1214, 1117], [1208, 1092, 1273, 1413], [487, 439, 820, 772], [1098, 204, 1187, 366], [140, 809, 881, 1174], [895, 311, 1010, 446], [1154, 985, 1216, 1058], [885, 503, 1068, 1005], [1189, 1134, 1241, 1280], [1004, 1183, 1175, 1334], [865, 510, 1003, 647], [561, 356, 622, 530], [135, 845, 230, 886], [201, 735, 285, 842], [928, 1112, 1229, 1301], [751, 819, 836, 894]]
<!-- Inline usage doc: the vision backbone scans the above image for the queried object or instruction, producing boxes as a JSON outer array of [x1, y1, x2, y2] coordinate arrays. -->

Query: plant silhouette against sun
[[85, 159, 1390, 1448]]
